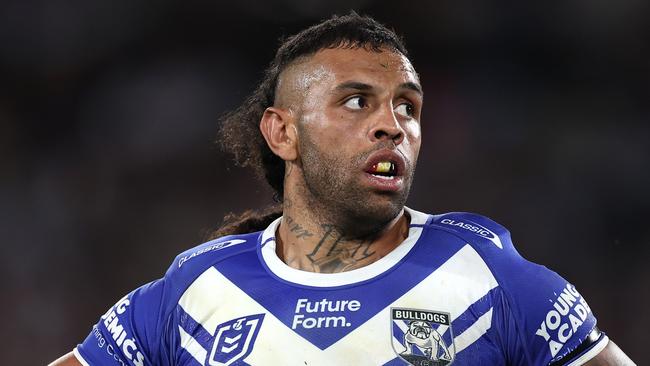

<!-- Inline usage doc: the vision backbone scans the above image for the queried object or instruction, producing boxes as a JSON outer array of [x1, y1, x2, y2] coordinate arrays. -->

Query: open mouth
[[362, 150, 406, 191], [367, 161, 398, 180]]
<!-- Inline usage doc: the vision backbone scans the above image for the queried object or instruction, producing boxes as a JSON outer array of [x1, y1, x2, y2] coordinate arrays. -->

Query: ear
[[259, 107, 298, 161]]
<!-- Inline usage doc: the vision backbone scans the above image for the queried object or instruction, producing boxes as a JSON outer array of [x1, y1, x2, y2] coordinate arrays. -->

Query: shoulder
[[424, 211, 550, 285], [164, 231, 261, 284], [422, 211, 602, 364], [146, 231, 263, 321], [427, 211, 515, 254], [110, 232, 261, 311], [422, 211, 537, 291]]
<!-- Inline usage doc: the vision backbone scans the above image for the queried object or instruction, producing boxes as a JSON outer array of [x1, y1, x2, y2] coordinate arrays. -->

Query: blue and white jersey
[[75, 208, 608, 366]]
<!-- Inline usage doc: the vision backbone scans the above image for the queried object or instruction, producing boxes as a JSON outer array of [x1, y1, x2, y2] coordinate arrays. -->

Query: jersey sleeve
[[497, 259, 607, 365], [74, 278, 172, 366], [433, 213, 608, 365]]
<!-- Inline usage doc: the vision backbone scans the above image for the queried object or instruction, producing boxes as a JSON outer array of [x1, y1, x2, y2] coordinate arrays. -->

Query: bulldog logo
[[391, 308, 454, 366]]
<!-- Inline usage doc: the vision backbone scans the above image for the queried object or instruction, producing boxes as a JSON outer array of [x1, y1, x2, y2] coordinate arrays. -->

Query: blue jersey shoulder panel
[[160, 231, 262, 324], [165, 232, 260, 291], [429, 212, 601, 365], [429, 211, 514, 252]]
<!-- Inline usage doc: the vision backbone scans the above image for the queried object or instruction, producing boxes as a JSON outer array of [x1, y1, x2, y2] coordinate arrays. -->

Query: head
[[409, 321, 433, 340], [220, 12, 422, 235]]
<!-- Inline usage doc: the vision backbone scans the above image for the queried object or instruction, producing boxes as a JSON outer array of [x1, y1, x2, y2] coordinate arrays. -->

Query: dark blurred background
[[1, 1, 648, 364]]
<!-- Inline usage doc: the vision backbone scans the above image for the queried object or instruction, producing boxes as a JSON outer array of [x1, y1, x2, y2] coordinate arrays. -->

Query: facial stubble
[[296, 125, 415, 239]]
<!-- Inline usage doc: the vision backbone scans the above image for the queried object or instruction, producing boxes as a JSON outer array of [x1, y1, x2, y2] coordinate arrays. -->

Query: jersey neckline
[[258, 207, 429, 288]]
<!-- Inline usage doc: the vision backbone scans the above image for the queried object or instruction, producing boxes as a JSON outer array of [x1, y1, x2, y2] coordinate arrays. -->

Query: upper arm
[[499, 265, 603, 365], [583, 340, 636, 366], [48, 352, 83, 366], [74, 279, 172, 365]]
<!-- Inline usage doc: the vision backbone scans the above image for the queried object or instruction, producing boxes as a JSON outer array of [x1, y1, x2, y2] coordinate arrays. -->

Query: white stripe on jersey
[[455, 308, 494, 353], [178, 325, 207, 364], [391, 243, 497, 322]]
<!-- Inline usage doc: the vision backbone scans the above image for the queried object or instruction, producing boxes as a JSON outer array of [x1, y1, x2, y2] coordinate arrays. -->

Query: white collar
[[259, 207, 429, 287]]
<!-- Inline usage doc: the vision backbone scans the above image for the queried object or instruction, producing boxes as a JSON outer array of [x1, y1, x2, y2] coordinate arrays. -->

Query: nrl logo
[[209, 314, 264, 366], [391, 308, 455, 366]]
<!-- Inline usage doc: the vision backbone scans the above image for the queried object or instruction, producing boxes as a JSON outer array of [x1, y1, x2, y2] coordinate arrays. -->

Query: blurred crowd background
[[0, 1, 648, 364]]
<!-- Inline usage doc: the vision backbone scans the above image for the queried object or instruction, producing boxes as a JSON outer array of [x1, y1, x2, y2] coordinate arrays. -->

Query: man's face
[[284, 47, 423, 232]]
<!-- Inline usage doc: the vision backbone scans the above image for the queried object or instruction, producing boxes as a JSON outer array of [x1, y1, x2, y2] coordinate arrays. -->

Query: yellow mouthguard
[[376, 162, 392, 173]]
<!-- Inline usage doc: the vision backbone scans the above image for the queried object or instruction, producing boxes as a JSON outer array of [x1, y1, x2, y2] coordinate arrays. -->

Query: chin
[[343, 195, 405, 232]]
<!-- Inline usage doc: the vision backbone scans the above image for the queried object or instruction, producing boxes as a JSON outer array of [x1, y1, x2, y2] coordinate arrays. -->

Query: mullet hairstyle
[[211, 12, 409, 238]]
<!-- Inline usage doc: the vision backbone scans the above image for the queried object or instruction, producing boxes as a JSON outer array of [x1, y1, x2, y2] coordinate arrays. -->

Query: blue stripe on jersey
[[177, 304, 214, 352], [215, 228, 468, 350], [392, 321, 404, 342]]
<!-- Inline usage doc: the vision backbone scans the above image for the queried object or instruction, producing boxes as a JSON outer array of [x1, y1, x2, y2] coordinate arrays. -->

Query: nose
[[368, 105, 404, 145]]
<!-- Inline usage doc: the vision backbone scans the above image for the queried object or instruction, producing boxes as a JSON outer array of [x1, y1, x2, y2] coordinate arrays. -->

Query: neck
[[275, 198, 410, 273]]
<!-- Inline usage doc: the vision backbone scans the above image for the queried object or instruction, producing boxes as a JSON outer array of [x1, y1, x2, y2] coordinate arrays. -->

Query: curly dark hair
[[211, 12, 409, 238]]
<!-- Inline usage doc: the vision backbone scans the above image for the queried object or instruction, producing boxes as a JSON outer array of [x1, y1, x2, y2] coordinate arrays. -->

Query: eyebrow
[[333, 81, 373, 92], [401, 81, 424, 96], [333, 81, 423, 96]]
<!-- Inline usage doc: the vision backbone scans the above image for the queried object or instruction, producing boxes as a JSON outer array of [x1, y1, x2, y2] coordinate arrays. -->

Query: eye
[[394, 102, 415, 118], [343, 96, 367, 110]]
